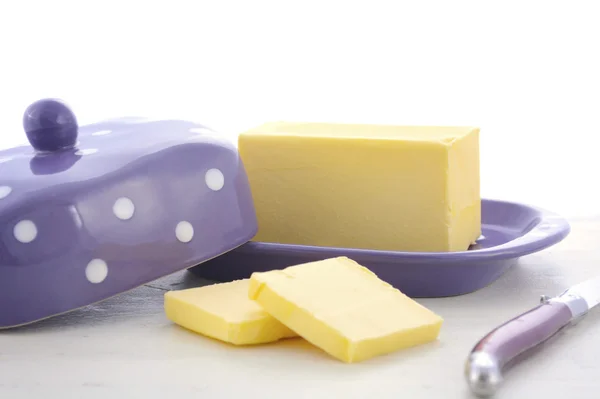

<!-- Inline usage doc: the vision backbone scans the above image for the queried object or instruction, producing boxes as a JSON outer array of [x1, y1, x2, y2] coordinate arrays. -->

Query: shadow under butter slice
[[164, 280, 297, 345], [248, 257, 443, 363]]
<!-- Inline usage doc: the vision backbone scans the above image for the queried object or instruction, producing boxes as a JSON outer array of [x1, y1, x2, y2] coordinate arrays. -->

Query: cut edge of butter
[[241, 122, 480, 145]]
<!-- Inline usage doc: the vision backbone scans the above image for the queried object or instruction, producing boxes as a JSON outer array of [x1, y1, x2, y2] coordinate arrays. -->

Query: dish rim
[[230, 199, 571, 264]]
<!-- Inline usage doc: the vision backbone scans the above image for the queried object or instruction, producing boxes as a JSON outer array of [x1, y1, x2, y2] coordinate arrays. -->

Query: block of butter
[[239, 122, 481, 252], [164, 279, 297, 345], [248, 257, 444, 363]]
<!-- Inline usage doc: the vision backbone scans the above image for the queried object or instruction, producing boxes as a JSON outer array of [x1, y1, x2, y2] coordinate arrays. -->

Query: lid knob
[[23, 99, 78, 152]]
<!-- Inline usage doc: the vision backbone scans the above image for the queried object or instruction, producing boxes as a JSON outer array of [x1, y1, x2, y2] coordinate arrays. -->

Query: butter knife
[[465, 275, 600, 397]]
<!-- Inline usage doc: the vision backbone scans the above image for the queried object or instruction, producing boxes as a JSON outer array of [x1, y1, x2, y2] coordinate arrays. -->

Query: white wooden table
[[1, 214, 599, 398]]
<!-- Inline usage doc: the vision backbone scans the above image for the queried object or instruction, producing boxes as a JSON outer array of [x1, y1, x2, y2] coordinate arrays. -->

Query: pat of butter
[[164, 279, 297, 345], [239, 122, 481, 252], [248, 257, 444, 363]]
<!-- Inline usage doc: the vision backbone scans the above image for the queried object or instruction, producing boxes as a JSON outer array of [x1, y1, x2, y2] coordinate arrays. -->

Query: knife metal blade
[[562, 276, 600, 310], [465, 275, 600, 397]]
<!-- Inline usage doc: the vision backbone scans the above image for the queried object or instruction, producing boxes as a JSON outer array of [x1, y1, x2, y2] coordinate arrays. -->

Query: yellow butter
[[248, 257, 443, 363], [164, 279, 297, 345], [239, 122, 481, 252]]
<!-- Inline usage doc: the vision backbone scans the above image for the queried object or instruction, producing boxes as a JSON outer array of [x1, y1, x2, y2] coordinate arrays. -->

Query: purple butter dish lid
[[0, 99, 258, 328]]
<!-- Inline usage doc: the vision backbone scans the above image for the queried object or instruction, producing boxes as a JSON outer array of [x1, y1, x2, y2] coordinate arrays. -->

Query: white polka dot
[[113, 197, 135, 220], [92, 130, 112, 136], [176, 221, 194, 243], [14, 220, 37, 243], [75, 149, 98, 156], [190, 127, 213, 134], [86, 259, 108, 284], [205, 168, 224, 191], [0, 186, 12, 199]]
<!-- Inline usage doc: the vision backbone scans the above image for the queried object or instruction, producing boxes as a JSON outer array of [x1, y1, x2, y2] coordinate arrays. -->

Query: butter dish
[[0, 99, 257, 328], [190, 199, 570, 297]]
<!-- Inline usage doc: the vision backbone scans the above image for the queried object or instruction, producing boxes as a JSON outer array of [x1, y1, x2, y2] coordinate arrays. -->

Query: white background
[[1, 0, 599, 219], [2, 3, 600, 398]]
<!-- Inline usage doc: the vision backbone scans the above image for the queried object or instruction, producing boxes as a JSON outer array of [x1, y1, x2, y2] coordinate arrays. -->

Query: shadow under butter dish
[[248, 257, 444, 363], [164, 280, 297, 345]]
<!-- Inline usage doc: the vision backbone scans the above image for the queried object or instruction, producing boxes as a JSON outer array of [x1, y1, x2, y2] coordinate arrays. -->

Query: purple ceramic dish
[[0, 99, 257, 329], [189, 199, 571, 297]]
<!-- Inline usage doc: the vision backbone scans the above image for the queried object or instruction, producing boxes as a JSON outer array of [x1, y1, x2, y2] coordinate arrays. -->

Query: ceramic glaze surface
[[0, 99, 258, 328]]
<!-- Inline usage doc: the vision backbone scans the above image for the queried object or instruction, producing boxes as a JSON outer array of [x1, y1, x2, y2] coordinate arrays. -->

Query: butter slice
[[239, 122, 481, 252], [248, 257, 443, 363], [165, 280, 297, 345]]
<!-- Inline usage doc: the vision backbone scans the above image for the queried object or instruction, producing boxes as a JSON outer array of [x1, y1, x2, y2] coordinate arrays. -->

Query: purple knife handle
[[465, 301, 573, 397]]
